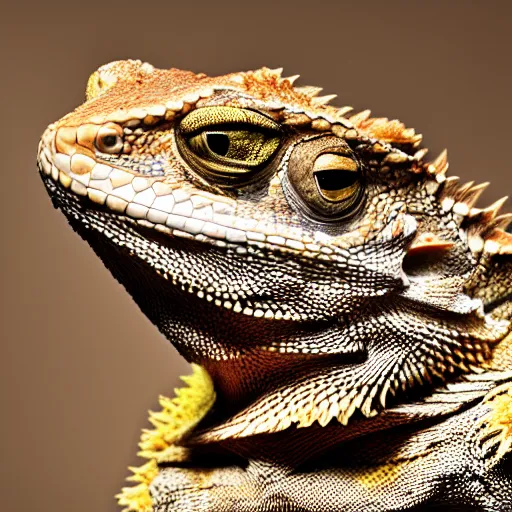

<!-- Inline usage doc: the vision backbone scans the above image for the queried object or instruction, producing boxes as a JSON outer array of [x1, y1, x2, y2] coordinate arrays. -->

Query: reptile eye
[[95, 123, 124, 154], [313, 154, 360, 203], [177, 106, 281, 179], [287, 137, 364, 221]]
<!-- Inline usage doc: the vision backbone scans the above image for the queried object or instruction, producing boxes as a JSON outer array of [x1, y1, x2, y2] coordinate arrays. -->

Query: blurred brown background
[[1, 1, 510, 510]]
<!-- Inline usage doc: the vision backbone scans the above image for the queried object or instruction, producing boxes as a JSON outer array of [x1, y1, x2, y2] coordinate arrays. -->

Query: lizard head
[[38, 60, 512, 438]]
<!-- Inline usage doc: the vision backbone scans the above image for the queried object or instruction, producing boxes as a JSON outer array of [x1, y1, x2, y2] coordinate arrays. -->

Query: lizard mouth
[[40, 162, 412, 326], [41, 165, 491, 340], [38, 155, 359, 261]]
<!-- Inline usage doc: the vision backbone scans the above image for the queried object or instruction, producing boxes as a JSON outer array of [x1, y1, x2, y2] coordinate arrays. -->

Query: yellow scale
[[117, 365, 215, 512]]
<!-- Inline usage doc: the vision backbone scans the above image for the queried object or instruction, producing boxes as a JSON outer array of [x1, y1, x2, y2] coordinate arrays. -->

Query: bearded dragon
[[38, 60, 512, 511]]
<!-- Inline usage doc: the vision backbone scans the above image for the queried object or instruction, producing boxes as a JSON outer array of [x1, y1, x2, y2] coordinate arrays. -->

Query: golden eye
[[178, 107, 281, 179], [95, 123, 124, 154], [287, 136, 364, 220], [187, 129, 279, 168], [313, 153, 360, 202]]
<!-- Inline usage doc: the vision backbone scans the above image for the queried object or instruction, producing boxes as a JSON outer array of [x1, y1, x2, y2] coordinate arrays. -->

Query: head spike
[[311, 94, 337, 106], [295, 86, 323, 97], [413, 148, 428, 161], [480, 196, 509, 219], [402, 128, 417, 140], [466, 197, 511, 243], [351, 116, 420, 145], [493, 213, 512, 231], [411, 134, 423, 147], [439, 176, 460, 201], [457, 182, 489, 210], [284, 74, 300, 85], [349, 110, 372, 125], [469, 196, 508, 222], [335, 106, 353, 118], [455, 181, 475, 197], [427, 149, 449, 177], [269, 67, 283, 78]]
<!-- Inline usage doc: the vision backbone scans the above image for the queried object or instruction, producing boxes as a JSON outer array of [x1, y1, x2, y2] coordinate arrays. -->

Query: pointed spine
[[311, 94, 337, 106], [283, 74, 300, 85], [427, 149, 449, 182], [294, 85, 323, 97]]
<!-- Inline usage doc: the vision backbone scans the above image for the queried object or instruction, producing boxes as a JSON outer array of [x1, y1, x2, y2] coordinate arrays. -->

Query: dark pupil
[[314, 169, 358, 191], [102, 134, 118, 147], [206, 133, 230, 157]]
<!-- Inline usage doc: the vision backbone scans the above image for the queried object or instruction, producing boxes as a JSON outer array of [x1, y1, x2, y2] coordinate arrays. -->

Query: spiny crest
[[421, 149, 511, 256], [238, 68, 426, 151], [348, 110, 422, 147], [117, 364, 215, 512], [236, 67, 341, 111], [466, 198, 510, 255], [116, 460, 157, 512], [427, 149, 449, 178], [138, 364, 215, 462], [85, 62, 425, 154]]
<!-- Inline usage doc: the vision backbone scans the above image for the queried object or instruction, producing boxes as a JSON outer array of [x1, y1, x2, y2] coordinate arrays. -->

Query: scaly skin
[[38, 60, 512, 511]]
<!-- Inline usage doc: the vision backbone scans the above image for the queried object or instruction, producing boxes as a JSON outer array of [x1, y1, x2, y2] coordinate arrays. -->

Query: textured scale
[[38, 60, 512, 511]]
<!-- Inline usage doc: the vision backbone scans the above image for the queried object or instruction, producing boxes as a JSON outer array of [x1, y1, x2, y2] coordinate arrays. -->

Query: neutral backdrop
[[1, 1, 511, 511]]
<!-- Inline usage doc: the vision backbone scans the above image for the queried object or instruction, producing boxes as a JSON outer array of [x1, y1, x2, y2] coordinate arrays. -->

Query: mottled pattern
[[38, 60, 512, 511]]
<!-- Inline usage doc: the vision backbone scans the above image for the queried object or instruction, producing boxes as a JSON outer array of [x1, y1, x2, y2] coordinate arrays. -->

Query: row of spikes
[[426, 150, 512, 256], [283, 81, 511, 245], [117, 364, 215, 511], [251, 69, 510, 245], [249, 68, 423, 147]]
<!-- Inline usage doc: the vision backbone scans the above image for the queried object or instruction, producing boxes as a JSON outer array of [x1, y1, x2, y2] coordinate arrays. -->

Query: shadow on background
[[1, 1, 510, 510]]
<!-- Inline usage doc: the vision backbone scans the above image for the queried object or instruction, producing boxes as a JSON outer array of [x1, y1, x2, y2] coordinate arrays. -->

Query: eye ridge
[[180, 106, 281, 135]]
